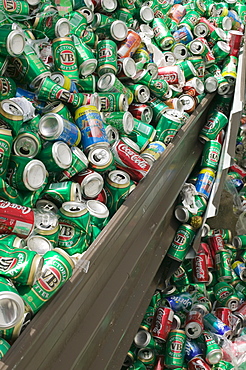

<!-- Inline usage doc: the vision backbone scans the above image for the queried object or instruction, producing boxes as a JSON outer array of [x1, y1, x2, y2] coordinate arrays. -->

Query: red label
[[0, 256, 17, 271], [60, 50, 75, 66], [3, 0, 16, 11], [171, 340, 183, 353], [59, 222, 74, 241], [39, 266, 61, 291]]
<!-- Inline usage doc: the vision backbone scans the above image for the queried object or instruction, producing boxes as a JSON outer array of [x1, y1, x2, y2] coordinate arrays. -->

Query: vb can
[[52, 37, 79, 81], [164, 329, 186, 368], [38, 141, 72, 173], [167, 224, 196, 262], [17, 248, 74, 314]]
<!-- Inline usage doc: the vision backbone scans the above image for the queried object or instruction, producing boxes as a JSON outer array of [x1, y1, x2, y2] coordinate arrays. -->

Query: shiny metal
[[86, 200, 109, 219], [7, 31, 25, 56], [52, 142, 72, 169], [23, 160, 47, 191], [27, 235, 53, 255]]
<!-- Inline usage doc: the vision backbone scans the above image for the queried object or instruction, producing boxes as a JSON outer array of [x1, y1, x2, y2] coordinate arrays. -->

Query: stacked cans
[[122, 226, 246, 369]]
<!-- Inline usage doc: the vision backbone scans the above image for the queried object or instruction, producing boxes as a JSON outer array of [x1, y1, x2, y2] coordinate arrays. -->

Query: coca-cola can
[[188, 356, 211, 370], [198, 242, 214, 269], [0, 200, 34, 239], [193, 253, 209, 283], [157, 65, 185, 85], [208, 234, 225, 259], [185, 310, 204, 339], [215, 307, 233, 328], [150, 306, 174, 342], [128, 103, 153, 124], [229, 30, 244, 57], [111, 139, 151, 182]]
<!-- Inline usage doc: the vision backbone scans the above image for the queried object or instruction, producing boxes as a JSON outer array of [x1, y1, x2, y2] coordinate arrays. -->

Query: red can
[[215, 129, 225, 145], [0, 200, 34, 238], [198, 243, 214, 269], [188, 356, 211, 370], [208, 234, 224, 259], [199, 17, 216, 33], [157, 66, 184, 85], [150, 306, 174, 342], [128, 103, 153, 124], [73, 168, 104, 199], [117, 30, 142, 58], [94, 188, 107, 204], [229, 163, 246, 178], [185, 310, 204, 339], [215, 307, 233, 328], [111, 140, 151, 182], [229, 30, 244, 57], [193, 253, 209, 283]]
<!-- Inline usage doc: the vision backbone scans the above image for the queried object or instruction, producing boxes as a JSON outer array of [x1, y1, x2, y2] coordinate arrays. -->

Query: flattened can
[[195, 168, 215, 199], [167, 224, 196, 262], [164, 329, 186, 368], [111, 139, 151, 182], [75, 105, 109, 152], [17, 248, 74, 314]]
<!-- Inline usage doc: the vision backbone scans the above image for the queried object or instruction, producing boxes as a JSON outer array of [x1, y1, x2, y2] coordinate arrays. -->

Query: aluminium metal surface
[[0, 94, 214, 370]]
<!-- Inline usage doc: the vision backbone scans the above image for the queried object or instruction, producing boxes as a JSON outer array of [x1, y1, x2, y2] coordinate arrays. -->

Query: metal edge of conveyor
[[0, 94, 214, 370], [192, 39, 246, 254]]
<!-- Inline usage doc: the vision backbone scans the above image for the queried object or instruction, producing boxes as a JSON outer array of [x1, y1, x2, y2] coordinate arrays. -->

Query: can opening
[[40, 116, 59, 138], [0, 295, 23, 329], [134, 330, 150, 347]]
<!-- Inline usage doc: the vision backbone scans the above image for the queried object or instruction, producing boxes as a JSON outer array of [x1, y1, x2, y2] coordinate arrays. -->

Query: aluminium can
[[8, 156, 47, 192], [188, 356, 211, 370], [111, 139, 151, 182], [203, 313, 231, 337], [185, 339, 203, 362], [104, 169, 131, 216], [59, 146, 88, 181], [42, 181, 82, 206], [38, 113, 81, 146], [88, 146, 115, 173], [27, 235, 53, 255], [98, 92, 128, 112], [0, 128, 12, 180], [167, 224, 196, 262], [72, 34, 97, 77], [195, 168, 215, 199], [75, 105, 109, 151], [73, 169, 104, 199], [38, 141, 72, 172], [127, 84, 150, 104], [193, 253, 209, 283], [215, 307, 233, 328], [86, 199, 109, 229], [97, 39, 118, 76], [52, 37, 79, 81], [203, 330, 223, 364], [150, 306, 174, 342], [128, 104, 153, 124], [0, 99, 23, 136], [13, 131, 42, 159], [17, 248, 74, 314], [97, 73, 133, 104], [117, 30, 142, 58], [164, 329, 186, 368], [185, 310, 204, 339], [104, 111, 134, 134]]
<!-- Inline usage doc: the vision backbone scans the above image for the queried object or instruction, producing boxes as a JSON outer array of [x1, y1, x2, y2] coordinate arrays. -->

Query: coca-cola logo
[[0, 200, 31, 215], [163, 73, 177, 83], [152, 307, 164, 335], [194, 255, 206, 279], [118, 143, 148, 169]]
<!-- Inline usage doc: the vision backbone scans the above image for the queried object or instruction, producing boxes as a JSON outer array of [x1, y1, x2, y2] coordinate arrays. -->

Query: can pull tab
[[180, 183, 199, 214]]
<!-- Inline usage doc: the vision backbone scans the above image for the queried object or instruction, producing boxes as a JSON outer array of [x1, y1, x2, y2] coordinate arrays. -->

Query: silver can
[[55, 18, 71, 38], [110, 20, 128, 41], [36, 199, 59, 214], [204, 76, 218, 93], [163, 51, 177, 65], [27, 235, 53, 255], [77, 169, 104, 199], [6, 30, 25, 56]]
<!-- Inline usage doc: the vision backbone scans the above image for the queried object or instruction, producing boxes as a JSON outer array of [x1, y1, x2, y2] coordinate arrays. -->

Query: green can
[[37, 77, 73, 104], [72, 35, 97, 77], [21, 177, 48, 208], [188, 56, 205, 78], [0, 178, 22, 204], [222, 56, 237, 85], [213, 282, 234, 303], [104, 111, 134, 134], [58, 201, 91, 255], [38, 141, 72, 173], [0, 128, 12, 180], [137, 348, 156, 367], [76, 75, 97, 93], [164, 329, 186, 368], [0, 338, 10, 359], [98, 92, 128, 112], [104, 169, 131, 217], [82, 29, 98, 49], [0, 76, 16, 101], [97, 39, 118, 76], [59, 146, 88, 181], [17, 248, 74, 314], [170, 266, 190, 288], [12, 44, 50, 90], [180, 11, 200, 29], [203, 330, 222, 365], [97, 73, 133, 104], [152, 18, 175, 50], [65, 11, 87, 38], [0, 244, 43, 286], [36, 222, 60, 248], [199, 111, 228, 142], [131, 359, 147, 369], [177, 60, 197, 80], [167, 224, 196, 262], [233, 235, 246, 249], [0, 234, 25, 249], [130, 118, 156, 141], [235, 3, 246, 25], [52, 37, 79, 81], [215, 249, 232, 282], [114, 8, 134, 27], [0, 99, 23, 136], [201, 140, 222, 170], [42, 101, 74, 122], [213, 360, 234, 370], [42, 181, 81, 207], [147, 97, 168, 123], [149, 78, 170, 100]]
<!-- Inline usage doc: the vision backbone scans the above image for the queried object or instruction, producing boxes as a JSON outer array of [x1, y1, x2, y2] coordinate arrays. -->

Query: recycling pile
[[0, 0, 244, 362]]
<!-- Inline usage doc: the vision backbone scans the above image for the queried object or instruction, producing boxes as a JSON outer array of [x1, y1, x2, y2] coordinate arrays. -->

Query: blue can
[[75, 105, 109, 152], [185, 338, 203, 361], [195, 168, 215, 199], [38, 113, 81, 147], [172, 26, 194, 45], [203, 313, 231, 336], [231, 178, 244, 192], [165, 293, 193, 313]]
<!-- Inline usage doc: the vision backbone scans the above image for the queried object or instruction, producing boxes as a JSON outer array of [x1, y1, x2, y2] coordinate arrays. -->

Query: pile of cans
[[0, 0, 244, 362], [122, 226, 246, 369]]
